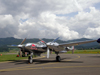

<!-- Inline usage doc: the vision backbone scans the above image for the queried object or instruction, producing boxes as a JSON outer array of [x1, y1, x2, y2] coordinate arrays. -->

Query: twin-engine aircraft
[[10, 37, 100, 64]]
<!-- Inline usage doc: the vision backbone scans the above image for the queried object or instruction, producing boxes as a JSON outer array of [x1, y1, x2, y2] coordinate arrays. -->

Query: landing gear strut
[[28, 52, 33, 64], [28, 56, 33, 64], [56, 56, 61, 62]]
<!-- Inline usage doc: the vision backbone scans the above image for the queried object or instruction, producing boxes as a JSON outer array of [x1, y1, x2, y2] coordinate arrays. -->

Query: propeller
[[47, 48, 50, 58], [18, 38, 26, 57], [19, 49, 22, 57], [39, 39, 50, 58], [39, 37, 60, 58], [8, 38, 26, 57], [20, 38, 26, 45]]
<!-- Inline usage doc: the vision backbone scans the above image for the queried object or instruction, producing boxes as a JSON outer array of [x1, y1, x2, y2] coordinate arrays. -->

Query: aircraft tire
[[28, 56, 33, 64], [56, 56, 60, 62]]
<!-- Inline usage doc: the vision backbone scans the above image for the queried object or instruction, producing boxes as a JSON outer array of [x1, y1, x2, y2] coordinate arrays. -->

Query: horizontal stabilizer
[[97, 38, 100, 43]]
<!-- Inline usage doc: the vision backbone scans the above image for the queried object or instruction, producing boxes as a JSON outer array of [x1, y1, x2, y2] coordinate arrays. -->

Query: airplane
[[10, 37, 100, 64]]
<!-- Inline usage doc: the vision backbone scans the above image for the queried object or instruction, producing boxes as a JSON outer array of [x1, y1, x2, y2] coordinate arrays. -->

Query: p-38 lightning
[[10, 37, 100, 64]]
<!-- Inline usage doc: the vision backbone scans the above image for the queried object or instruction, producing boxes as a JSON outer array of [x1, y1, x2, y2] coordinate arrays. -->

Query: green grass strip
[[0, 54, 28, 62]]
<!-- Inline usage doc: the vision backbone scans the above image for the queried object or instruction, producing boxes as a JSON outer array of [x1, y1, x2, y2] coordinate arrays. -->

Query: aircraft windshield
[[37, 41, 45, 45], [37, 41, 46, 47]]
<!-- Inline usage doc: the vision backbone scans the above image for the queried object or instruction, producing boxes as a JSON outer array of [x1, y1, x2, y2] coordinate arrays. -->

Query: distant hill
[[0, 37, 100, 52]]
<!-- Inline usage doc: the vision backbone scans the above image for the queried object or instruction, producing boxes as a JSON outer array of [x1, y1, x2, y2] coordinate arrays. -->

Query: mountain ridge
[[0, 37, 99, 52]]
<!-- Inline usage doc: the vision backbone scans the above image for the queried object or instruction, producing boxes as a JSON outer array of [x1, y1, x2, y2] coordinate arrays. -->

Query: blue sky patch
[[19, 18, 28, 24], [94, 2, 100, 10], [84, 8, 91, 13], [56, 12, 78, 18], [20, 18, 28, 22]]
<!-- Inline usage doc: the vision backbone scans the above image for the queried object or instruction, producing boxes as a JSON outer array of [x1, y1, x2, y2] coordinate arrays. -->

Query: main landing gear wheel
[[56, 56, 61, 62], [28, 56, 33, 64]]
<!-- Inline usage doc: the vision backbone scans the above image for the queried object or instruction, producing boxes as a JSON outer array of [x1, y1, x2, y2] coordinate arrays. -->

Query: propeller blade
[[19, 49, 22, 57], [47, 48, 50, 58], [52, 37, 60, 42], [39, 39, 50, 58], [72, 46, 74, 54], [20, 38, 26, 45]]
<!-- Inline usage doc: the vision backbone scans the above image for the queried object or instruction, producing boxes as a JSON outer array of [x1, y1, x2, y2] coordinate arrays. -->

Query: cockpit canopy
[[37, 41, 46, 47], [25, 41, 47, 47], [25, 43, 34, 46]]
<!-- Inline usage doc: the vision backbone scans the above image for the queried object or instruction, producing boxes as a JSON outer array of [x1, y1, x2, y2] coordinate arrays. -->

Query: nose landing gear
[[28, 52, 33, 64]]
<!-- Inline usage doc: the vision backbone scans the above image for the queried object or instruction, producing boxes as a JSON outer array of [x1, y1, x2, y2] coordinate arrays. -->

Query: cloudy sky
[[0, 0, 100, 40]]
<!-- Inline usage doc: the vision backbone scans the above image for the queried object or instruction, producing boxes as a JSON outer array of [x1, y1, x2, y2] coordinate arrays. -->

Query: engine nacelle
[[65, 47, 70, 51], [97, 38, 100, 43]]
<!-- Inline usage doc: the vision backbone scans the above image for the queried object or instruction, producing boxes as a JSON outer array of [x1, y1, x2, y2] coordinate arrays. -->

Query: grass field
[[0, 54, 28, 62], [0, 49, 100, 62], [66, 49, 100, 54]]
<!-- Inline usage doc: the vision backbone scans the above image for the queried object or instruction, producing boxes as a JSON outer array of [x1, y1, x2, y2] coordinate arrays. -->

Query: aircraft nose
[[32, 44, 35, 47], [18, 45, 23, 47]]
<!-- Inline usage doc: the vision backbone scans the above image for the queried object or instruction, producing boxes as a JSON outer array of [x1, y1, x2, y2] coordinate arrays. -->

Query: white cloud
[[0, 0, 100, 40], [83, 27, 100, 38], [0, 14, 18, 38]]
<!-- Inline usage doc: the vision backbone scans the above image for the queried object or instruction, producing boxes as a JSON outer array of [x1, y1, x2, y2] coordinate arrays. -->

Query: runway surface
[[0, 54, 100, 75]]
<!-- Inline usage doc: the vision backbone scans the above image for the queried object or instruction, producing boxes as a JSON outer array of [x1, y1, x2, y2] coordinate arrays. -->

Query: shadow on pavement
[[8, 57, 83, 65], [88, 56, 100, 58]]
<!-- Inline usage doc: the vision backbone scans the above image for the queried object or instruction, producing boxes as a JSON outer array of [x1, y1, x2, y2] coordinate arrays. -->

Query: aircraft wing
[[7, 45, 19, 48], [47, 45, 63, 52], [59, 40, 97, 47], [8, 44, 24, 48]]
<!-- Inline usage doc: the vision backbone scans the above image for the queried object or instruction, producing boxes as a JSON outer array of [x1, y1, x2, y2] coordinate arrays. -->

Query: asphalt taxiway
[[0, 54, 100, 75]]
